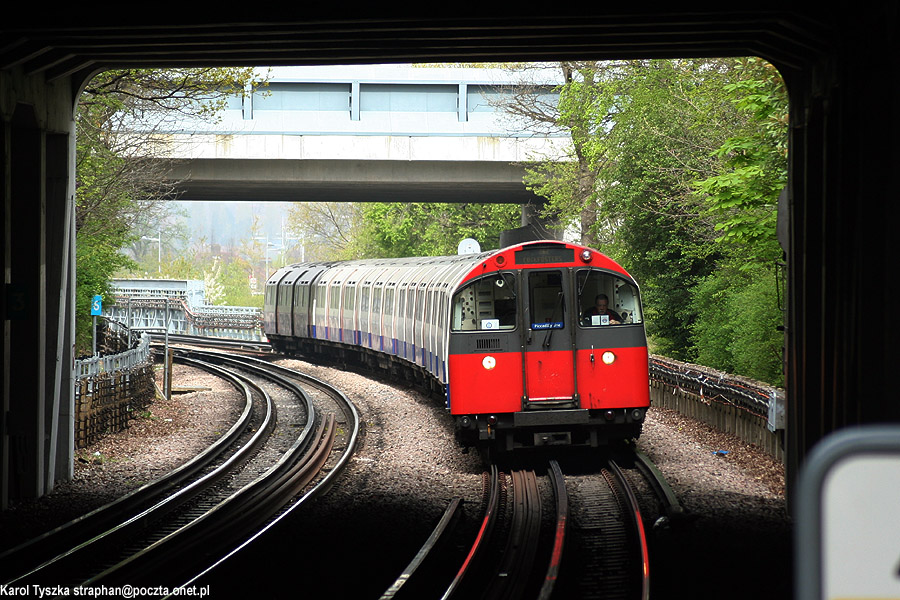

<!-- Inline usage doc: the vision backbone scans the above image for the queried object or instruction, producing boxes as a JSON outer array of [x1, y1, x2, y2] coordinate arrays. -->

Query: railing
[[106, 295, 265, 341], [648, 355, 785, 461], [75, 334, 151, 380], [73, 321, 157, 448]]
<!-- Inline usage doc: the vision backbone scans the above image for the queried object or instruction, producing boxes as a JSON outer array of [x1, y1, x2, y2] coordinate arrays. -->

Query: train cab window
[[529, 271, 565, 329], [451, 273, 517, 332], [576, 269, 643, 326]]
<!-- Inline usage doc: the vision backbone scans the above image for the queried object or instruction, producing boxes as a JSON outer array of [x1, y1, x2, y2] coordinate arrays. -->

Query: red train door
[[522, 269, 577, 408]]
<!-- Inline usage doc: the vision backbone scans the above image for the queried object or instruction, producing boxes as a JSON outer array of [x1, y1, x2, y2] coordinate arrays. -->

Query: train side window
[[330, 283, 341, 310], [316, 283, 326, 310], [576, 269, 643, 326], [451, 273, 517, 332], [343, 283, 355, 311]]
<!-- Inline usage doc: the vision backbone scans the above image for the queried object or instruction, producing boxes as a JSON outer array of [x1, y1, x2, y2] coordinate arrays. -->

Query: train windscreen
[[576, 269, 643, 326], [450, 273, 517, 331]]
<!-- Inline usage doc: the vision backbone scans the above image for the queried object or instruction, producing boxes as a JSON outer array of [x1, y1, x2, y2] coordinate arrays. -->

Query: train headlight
[[580, 249, 592, 263], [482, 356, 496, 370], [601, 351, 616, 365]]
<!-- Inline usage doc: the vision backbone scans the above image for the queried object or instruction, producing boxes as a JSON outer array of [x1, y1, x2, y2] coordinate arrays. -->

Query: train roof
[[268, 240, 635, 287]]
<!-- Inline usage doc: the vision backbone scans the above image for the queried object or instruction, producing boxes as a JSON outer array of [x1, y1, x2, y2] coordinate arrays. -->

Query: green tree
[[694, 57, 788, 266], [489, 62, 619, 246], [286, 202, 364, 261], [691, 260, 784, 385], [500, 58, 788, 381], [604, 58, 786, 378], [599, 59, 743, 359], [354, 202, 521, 258], [688, 58, 788, 385], [75, 67, 268, 352]]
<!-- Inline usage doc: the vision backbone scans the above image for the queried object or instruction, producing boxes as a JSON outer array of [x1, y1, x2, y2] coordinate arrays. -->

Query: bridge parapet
[[105, 279, 265, 341]]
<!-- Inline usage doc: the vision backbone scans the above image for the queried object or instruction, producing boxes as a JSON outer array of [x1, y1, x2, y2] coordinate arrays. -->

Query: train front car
[[448, 241, 650, 451]]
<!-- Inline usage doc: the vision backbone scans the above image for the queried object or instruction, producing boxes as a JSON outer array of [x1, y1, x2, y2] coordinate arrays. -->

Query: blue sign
[[532, 322, 564, 330], [91, 295, 103, 316]]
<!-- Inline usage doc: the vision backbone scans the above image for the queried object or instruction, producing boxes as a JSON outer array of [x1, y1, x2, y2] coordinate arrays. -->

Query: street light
[[253, 236, 282, 275], [141, 231, 161, 274]]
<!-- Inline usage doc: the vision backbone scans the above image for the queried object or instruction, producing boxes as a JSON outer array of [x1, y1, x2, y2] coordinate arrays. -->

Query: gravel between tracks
[[0, 357, 792, 598]]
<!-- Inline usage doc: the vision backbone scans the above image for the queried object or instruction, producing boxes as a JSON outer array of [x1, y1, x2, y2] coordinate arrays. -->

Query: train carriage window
[[373, 285, 383, 314], [360, 285, 370, 313], [451, 273, 517, 332], [384, 287, 395, 327], [343, 283, 355, 311], [576, 269, 643, 326], [330, 283, 341, 309], [316, 283, 326, 310]]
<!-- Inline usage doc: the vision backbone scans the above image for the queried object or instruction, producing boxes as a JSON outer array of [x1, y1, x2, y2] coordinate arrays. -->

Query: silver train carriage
[[263, 240, 651, 450]]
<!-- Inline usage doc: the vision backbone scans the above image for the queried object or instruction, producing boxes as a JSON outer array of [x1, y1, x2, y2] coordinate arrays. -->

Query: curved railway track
[[0, 347, 360, 594], [382, 450, 677, 600]]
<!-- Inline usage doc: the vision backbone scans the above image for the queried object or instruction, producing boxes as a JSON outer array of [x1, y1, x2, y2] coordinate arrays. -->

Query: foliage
[[75, 235, 134, 355], [595, 59, 743, 361], [690, 260, 785, 385], [693, 58, 788, 266], [74, 68, 267, 352], [285, 202, 364, 261], [203, 258, 226, 305], [501, 58, 788, 383], [354, 202, 521, 258], [491, 62, 618, 246]]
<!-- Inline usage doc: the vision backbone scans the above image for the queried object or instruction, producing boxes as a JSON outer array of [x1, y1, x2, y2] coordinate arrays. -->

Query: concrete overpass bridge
[[150, 65, 566, 206]]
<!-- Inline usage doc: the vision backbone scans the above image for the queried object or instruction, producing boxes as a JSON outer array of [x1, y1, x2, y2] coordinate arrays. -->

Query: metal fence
[[73, 321, 157, 448], [648, 355, 785, 460]]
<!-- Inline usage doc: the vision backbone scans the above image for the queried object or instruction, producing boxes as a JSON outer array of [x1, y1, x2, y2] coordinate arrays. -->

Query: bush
[[690, 262, 784, 386]]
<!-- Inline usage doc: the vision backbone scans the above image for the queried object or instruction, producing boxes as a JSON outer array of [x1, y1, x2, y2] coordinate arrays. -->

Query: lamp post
[[253, 236, 282, 276], [141, 231, 161, 274]]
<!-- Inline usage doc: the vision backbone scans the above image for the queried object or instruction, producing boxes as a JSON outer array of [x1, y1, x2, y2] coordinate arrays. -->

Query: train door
[[522, 269, 577, 408]]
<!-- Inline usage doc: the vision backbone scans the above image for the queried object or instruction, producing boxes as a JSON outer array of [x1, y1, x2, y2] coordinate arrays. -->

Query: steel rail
[[440, 464, 501, 600], [72, 351, 325, 585], [0, 357, 259, 585], [153, 333, 271, 353], [379, 497, 464, 599], [88, 413, 336, 586], [8, 361, 279, 587], [538, 459, 568, 600], [485, 468, 542, 600], [633, 449, 684, 521], [608, 458, 652, 600], [170, 351, 362, 593]]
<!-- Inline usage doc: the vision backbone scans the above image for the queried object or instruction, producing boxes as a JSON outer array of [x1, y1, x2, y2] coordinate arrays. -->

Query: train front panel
[[447, 241, 650, 449]]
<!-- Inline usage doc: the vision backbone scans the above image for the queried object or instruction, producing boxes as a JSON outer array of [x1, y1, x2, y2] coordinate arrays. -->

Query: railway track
[[0, 346, 359, 594], [381, 450, 680, 600]]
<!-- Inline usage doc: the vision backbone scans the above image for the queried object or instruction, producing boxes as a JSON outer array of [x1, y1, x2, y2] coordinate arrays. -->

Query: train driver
[[583, 294, 622, 325]]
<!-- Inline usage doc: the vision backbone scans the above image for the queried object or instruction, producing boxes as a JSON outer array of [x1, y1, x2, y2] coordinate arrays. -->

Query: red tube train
[[263, 240, 650, 451]]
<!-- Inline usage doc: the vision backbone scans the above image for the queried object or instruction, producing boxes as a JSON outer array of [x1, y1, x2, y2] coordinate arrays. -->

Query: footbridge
[[152, 65, 566, 205]]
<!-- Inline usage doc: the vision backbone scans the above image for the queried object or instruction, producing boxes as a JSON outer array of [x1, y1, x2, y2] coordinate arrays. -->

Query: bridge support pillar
[[1, 69, 77, 507]]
